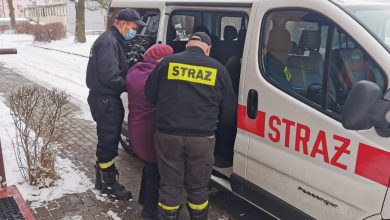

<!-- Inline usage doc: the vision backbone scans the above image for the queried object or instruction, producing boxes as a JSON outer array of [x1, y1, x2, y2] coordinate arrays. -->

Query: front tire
[[120, 122, 135, 155], [119, 134, 135, 155]]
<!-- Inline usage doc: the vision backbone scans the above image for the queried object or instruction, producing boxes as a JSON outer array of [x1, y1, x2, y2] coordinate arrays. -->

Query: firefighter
[[86, 8, 146, 200], [145, 32, 237, 220]]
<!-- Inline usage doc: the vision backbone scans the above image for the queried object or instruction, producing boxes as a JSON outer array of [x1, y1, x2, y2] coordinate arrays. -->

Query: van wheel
[[120, 134, 135, 155]]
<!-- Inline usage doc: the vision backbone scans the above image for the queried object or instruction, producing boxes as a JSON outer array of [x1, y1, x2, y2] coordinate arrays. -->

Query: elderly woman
[[125, 44, 173, 219]]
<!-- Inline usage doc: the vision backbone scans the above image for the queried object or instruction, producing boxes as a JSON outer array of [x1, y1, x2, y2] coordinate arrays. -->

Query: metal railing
[[0, 49, 16, 187], [0, 48, 17, 55], [0, 140, 6, 187]]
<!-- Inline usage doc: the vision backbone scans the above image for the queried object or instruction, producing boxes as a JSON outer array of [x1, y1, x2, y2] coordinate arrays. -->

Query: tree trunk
[[6, 0, 16, 29], [74, 0, 86, 43]]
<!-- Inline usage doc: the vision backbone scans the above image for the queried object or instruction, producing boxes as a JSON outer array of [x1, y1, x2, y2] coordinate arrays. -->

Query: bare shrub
[[15, 23, 35, 35], [33, 23, 66, 42], [9, 86, 72, 187]]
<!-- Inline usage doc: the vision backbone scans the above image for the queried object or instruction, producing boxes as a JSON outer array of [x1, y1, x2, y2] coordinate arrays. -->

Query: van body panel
[[239, 0, 390, 219], [110, 0, 165, 9], [165, 2, 252, 8], [231, 173, 314, 220], [230, 0, 258, 180]]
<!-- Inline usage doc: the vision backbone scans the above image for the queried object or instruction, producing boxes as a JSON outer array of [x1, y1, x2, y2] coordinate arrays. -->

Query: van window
[[167, 10, 248, 63], [107, 8, 161, 67], [172, 15, 195, 41], [261, 10, 387, 118], [167, 10, 248, 93], [262, 11, 330, 107], [328, 27, 386, 114]]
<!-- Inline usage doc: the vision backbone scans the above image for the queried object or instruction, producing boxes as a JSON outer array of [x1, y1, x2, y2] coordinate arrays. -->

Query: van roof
[[165, 0, 254, 4], [110, 0, 255, 8], [331, 0, 390, 6]]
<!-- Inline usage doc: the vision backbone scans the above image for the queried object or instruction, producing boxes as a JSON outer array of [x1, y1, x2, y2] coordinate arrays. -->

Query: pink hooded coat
[[125, 45, 173, 163]]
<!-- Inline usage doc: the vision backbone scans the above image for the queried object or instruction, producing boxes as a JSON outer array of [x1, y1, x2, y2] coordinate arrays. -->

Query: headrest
[[224, 25, 238, 41], [267, 28, 292, 53], [299, 30, 321, 50], [349, 48, 364, 62]]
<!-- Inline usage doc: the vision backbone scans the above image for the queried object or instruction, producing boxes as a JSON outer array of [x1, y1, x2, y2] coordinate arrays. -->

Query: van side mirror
[[342, 81, 390, 137], [370, 89, 390, 137]]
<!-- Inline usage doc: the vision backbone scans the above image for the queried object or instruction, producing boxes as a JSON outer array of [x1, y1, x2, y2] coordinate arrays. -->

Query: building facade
[[0, 0, 105, 33], [0, 0, 27, 18]]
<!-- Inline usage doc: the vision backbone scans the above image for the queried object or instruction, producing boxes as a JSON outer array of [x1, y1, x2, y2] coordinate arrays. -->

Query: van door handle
[[247, 89, 258, 119]]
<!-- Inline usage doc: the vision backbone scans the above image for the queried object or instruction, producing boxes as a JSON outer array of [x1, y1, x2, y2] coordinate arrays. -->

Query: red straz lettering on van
[[237, 104, 390, 187], [355, 143, 390, 187]]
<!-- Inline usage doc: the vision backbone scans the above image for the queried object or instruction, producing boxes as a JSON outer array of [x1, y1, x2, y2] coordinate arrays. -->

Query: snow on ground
[[62, 215, 83, 220], [0, 94, 94, 207], [107, 210, 122, 220], [0, 33, 99, 121], [0, 33, 98, 57]]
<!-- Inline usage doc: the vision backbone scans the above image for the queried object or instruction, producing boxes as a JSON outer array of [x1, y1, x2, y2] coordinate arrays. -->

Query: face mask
[[124, 29, 137, 41]]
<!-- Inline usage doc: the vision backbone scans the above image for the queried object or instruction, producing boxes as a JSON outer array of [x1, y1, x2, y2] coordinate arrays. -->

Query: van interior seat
[[236, 28, 247, 56], [329, 46, 371, 104], [225, 29, 247, 95], [339, 48, 374, 89], [287, 30, 324, 93], [217, 25, 239, 64]]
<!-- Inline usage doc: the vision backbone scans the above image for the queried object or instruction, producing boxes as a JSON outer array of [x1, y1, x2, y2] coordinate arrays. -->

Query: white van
[[109, 0, 390, 219]]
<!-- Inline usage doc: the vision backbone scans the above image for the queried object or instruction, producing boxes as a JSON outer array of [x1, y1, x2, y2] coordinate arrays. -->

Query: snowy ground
[[0, 33, 99, 121], [0, 33, 101, 211]]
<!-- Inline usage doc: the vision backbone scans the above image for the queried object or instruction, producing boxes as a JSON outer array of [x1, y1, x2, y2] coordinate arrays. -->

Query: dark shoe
[[142, 163, 160, 214], [138, 165, 147, 205], [94, 163, 102, 190], [213, 154, 233, 168], [142, 208, 158, 219], [187, 204, 209, 220], [157, 206, 181, 220], [101, 169, 132, 200]]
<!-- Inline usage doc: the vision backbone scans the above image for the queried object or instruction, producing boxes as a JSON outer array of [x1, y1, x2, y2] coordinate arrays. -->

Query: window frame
[[106, 7, 161, 35], [258, 8, 388, 121]]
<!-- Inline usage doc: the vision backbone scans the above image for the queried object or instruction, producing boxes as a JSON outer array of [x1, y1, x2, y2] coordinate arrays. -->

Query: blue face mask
[[124, 29, 137, 41]]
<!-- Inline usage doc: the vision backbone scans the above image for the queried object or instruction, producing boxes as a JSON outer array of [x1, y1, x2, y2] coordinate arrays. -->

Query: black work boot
[[157, 206, 180, 220], [187, 204, 209, 220], [94, 163, 102, 190], [101, 169, 132, 200]]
